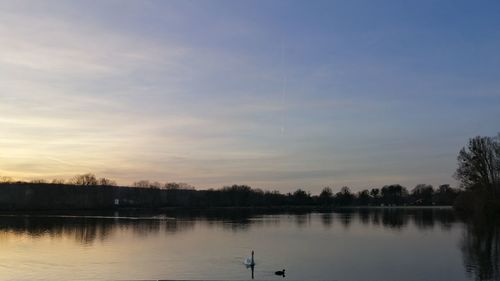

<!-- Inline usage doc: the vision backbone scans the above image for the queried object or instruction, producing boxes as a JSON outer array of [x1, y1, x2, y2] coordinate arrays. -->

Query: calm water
[[0, 208, 498, 281]]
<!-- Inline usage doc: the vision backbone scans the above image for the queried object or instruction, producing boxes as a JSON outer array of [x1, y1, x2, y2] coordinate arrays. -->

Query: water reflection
[[461, 216, 500, 281], [320, 212, 333, 227], [0, 208, 498, 281], [294, 213, 311, 228], [0, 214, 196, 245], [0, 208, 465, 243]]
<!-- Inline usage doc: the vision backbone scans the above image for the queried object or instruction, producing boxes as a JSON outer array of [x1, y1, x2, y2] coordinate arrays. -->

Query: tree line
[[0, 132, 498, 211], [0, 174, 459, 208]]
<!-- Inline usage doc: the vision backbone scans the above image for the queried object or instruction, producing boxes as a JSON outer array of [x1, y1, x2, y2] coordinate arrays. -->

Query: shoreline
[[0, 205, 454, 215]]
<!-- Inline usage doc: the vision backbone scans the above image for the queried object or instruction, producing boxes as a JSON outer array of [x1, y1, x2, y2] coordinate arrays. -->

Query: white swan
[[244, 250, 255, 266]]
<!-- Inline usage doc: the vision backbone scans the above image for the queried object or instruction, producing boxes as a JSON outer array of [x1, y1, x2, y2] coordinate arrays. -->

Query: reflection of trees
[[0, 216, 115, 245], [338, 212, 352, 229], [358, 208, 370, 225], [320, 213, 333, 228], [380, 209, 407, 229], [129, 220, 161, 237], [461, 217, 500, 281], [410, 208, 456, 230], [295, 214, 310, 228], [341, 208, 458, 231], [371, 210, 381, 226], [72, 218, 115, 244], [0, 215, 196, 245], [0, 208, 466, 247], [164, 219, 195, 234], [412, 209, 435, 229], [0, 209, 288, 244]]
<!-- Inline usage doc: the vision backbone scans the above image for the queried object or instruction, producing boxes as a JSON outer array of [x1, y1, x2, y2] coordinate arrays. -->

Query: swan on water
[[244, 250, 255, 266]]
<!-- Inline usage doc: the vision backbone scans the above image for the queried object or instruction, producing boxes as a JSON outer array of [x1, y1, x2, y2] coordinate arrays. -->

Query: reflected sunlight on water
[[0, 208, 497, 281]]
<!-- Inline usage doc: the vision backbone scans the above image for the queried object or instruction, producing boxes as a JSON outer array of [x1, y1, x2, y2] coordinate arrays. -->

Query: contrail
[[280, 76, 287, 135], [280, 42, 287, 136]]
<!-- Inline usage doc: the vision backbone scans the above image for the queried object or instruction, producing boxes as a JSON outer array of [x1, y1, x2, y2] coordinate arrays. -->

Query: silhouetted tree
[[30, 179, 47, 184], [318, 187, 333, 205], [455, 134, 500, 195], [380, 184, 408, 205], [164, 182, 195, 190], [0, 176, 13, 183], [292, 189, 312, 205], [335, 186, 354, 206], [98, 178, 117, 186], [133, 180, 150, 188], [71, 173, 98, 186], [370, 188, 381, 205], [51, 178, 66, 184], [434, 184, 458, 205], [263, 190, 286, 206], [149, 181, 162, 189], [222, 185, 253, 206], [357, 189, 371, 205], [411, 184, 434, 205]]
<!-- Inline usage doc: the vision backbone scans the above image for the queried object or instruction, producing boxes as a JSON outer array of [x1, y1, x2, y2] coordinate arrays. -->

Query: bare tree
[[455, 134, 500, 195], [98, 177, 117, 186], [411, 184, 434, 205], [149, 181, 162, 189], [133, 180, 150, 188], [319, 187, 333, 205], [0, 176, 13, 183], [335, 186, 354, 205], [357, 189, 371, 205], [71, 173, 98, 186], [51, 178, 66, 184], [164, 182, 195, 190], [30, 179, 47, 184]]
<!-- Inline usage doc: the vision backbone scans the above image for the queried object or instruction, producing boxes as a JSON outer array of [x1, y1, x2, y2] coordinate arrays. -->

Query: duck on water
[[275, 269, 285, 277], [245, 251, 285, 278]]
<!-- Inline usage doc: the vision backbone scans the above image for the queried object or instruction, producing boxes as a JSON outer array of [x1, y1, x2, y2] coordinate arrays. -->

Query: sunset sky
[[1, 0, 499, 192]]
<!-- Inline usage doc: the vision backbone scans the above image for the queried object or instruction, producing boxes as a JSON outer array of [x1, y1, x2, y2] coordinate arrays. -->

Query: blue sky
[[1, 0, 499, 192]]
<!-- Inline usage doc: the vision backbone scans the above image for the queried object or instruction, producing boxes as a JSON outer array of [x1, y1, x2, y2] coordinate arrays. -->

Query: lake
[[0, 208, 498, 281]]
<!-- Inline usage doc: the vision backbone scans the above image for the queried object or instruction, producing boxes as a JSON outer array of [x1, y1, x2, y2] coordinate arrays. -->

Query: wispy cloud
[[1, 1, 499, 191]]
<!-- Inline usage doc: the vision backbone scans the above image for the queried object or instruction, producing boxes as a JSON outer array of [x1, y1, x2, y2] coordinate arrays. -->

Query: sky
[[1, 0, 499, 193]]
